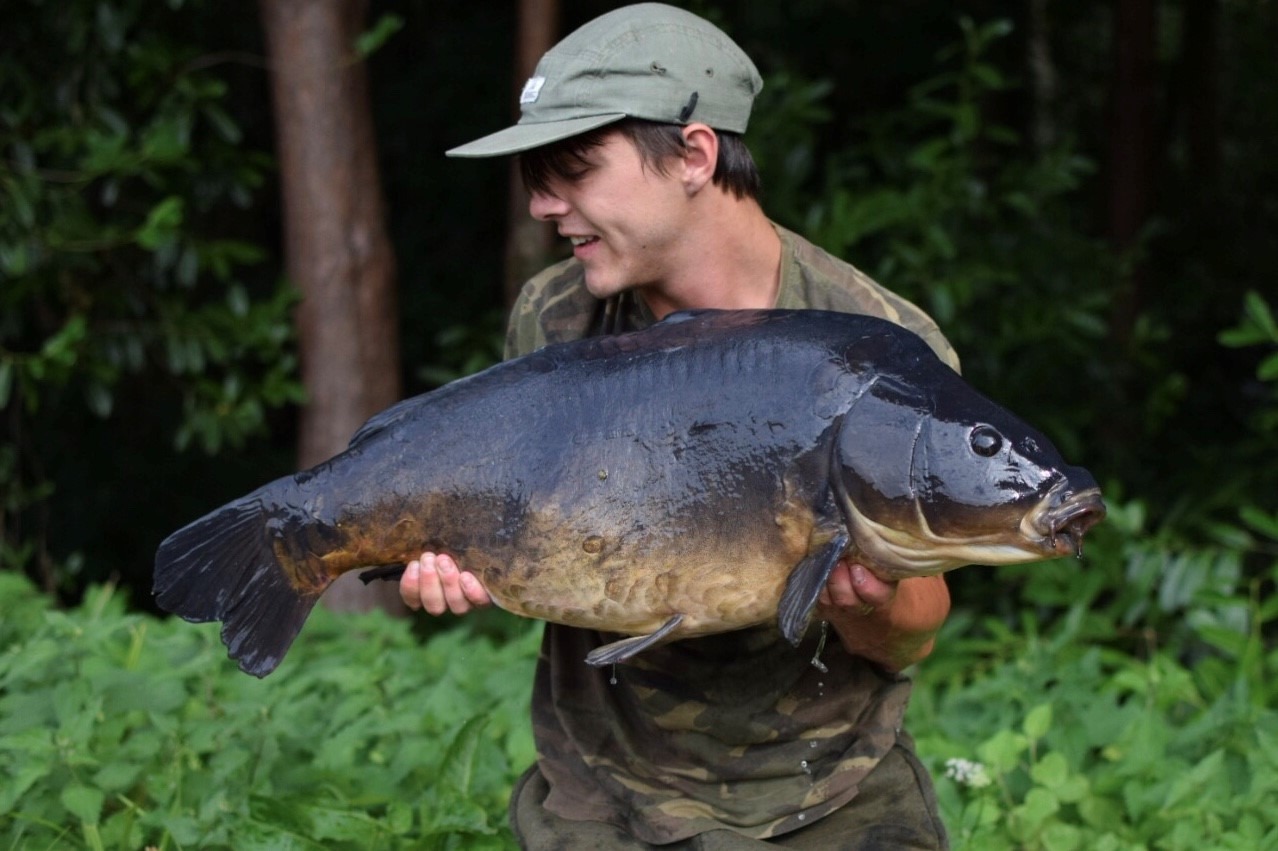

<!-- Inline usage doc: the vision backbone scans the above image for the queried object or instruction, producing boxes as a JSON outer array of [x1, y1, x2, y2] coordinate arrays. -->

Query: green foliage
[[751, 17, 1117, 465], [911, 582, 1278, 850], [0, 0, 299, 431], [1, 0, 301, 589], [0, 572, 538, 849], [1218, 291, 1278, 435], [912, 459, 1278, 847], [3, 535, 1274, 849], [416, 310, 507, 388]]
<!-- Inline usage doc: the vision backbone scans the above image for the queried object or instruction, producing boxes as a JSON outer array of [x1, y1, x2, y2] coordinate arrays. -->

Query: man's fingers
[[399, 552, 491, 615], [848, 564, 897, 609], [822, 562, 855, 607], [460, 572, 491, 606], [399, 558, 423, 610], [823, 562, 897, 612]]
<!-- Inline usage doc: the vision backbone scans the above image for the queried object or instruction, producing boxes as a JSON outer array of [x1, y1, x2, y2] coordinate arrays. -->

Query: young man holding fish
[[405, 4, 955, 848]]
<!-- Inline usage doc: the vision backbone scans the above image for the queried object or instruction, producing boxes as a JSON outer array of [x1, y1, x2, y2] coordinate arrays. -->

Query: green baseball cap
[[446, 3, 763, 158]]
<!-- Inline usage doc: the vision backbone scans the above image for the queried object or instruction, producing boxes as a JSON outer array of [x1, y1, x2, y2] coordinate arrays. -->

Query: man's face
[[527, 131, 690, 300]]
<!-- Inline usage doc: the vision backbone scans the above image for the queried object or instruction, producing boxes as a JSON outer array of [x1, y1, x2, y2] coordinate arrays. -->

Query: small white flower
[[944, 757, 993, 789]]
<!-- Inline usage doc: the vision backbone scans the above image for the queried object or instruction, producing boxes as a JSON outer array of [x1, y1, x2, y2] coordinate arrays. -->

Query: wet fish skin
[[153, 309, 1105, 677]]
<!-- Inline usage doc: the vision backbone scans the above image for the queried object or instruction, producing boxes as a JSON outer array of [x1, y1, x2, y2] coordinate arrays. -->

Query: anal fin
[[777, 532, 850, 646], [585, 614, 685, 667]]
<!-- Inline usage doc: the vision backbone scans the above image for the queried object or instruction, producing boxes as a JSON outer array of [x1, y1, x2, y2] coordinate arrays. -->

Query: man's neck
[[638, 197, 782, 320]]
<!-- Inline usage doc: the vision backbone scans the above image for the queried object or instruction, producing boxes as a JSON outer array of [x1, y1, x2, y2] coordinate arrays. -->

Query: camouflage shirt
[[505, 224, 958, 844]]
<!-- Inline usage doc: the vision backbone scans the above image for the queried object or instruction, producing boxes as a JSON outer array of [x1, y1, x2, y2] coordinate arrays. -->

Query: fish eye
[[970, 425, 1003, 457]]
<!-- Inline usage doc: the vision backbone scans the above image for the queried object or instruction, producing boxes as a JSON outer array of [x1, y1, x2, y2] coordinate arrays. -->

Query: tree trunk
[[1026, 0, 1058, 154], [1180, 0, 1220, 181], [259, 0, 406, 614], [1106, 0, 1160, 349], [503, 0, 560, 308]]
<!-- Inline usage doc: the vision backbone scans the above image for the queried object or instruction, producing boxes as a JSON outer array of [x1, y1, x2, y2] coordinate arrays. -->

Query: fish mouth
[[1029, 481, 1107, 557]]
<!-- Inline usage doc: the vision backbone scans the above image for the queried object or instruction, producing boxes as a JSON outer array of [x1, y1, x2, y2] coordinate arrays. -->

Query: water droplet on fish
[[809, 740, 818, 749], [800, 759, 812, 776], [797, 813, 806, 822], [610, 664, 618, 686]]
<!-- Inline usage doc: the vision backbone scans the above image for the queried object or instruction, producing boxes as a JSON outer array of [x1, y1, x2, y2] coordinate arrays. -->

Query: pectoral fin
[[777, 532, 850, 646], [358, 564, 407, 584], [585, 614, 686, 667]]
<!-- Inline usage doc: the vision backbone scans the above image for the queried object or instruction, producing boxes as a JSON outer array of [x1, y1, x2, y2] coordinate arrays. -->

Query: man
[[402, 5, 956, 848]]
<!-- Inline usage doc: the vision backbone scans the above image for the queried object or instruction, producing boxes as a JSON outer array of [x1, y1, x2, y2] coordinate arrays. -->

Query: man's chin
[[582, 275, 626, 301]]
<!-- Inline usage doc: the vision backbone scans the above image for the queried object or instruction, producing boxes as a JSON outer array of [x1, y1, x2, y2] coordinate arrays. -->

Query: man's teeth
[[570, 236, 596, 246]]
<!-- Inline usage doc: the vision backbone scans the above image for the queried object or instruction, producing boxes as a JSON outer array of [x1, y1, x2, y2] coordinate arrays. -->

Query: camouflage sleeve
[[504, 259, 601, 359], [776, 226, 962, 374]]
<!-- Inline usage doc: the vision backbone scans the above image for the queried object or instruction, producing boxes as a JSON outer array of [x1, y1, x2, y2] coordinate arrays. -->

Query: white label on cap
[[520, 76, 546, 105]]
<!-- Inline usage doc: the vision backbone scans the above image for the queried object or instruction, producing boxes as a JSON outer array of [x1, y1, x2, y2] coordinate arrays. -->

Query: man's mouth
[[569, 235, 599, 248]]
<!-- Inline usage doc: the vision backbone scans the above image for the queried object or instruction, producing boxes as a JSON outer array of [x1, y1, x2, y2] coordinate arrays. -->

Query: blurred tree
[[1106, 0, 1160, 350], [257, 0, 405, 613], [503, 0, 561, 308]]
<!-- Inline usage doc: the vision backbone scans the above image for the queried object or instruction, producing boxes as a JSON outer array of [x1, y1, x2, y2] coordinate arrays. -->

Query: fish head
[[833, 368, 1106, 578]]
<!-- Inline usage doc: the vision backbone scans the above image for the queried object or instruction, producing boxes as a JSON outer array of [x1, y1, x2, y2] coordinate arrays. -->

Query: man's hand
[[399, 552, 492, 615], [816, 563, 950, 673]]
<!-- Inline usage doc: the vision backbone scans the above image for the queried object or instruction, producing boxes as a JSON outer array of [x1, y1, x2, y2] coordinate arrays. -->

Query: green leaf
[[1163, 750, 1227, 810], [0, 361, 12, 407], [439, 715, 488, 796], [1031, 751, 1069, 788], [978, 729, 1029, 773], [141, 115, 192, 162], [1243, 290, 1278, 341], [1023, 703, 1053, 741], [159, 813, 205, 845], [136, 196, 185, 250], [1040, 822, 1084, 851], [355, 13, 404, 58], [1012, 787, 1060, 836], [61, 784, 105, 824], [1258, 352, 1278, 382]]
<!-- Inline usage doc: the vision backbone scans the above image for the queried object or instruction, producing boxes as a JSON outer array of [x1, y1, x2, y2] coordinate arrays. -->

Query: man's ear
[[679, 123, 719, 194]]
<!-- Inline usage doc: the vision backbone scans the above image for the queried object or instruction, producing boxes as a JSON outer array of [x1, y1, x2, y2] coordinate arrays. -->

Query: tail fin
[[153, 495, 320, 678]]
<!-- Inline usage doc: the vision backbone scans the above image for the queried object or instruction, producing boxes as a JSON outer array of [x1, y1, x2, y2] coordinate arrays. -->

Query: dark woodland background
[[3, 0, 1276, 629]]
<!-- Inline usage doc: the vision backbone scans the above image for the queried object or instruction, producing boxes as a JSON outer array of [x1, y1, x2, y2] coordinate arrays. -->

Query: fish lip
[[1033, 481, 1106, 557]]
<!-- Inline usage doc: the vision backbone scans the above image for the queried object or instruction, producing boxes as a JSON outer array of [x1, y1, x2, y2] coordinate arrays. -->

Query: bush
[[4, 543, 1276, 849], [911, 599, 1278, 850], [0, 572, 537, 849]]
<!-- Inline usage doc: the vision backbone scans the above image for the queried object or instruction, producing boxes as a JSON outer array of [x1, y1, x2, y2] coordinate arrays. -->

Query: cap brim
[[445, 113, 627, 158]]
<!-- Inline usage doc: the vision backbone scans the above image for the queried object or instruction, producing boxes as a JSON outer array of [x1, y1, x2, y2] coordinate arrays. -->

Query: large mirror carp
[[154, 309, 1105, 677]]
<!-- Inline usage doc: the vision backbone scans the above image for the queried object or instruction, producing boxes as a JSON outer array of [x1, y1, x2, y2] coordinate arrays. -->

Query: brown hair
[[519, 119, 761, 200]]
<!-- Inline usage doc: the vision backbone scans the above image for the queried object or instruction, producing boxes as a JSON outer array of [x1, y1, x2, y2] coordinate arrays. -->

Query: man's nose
[[529, 190, 569, 221]]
